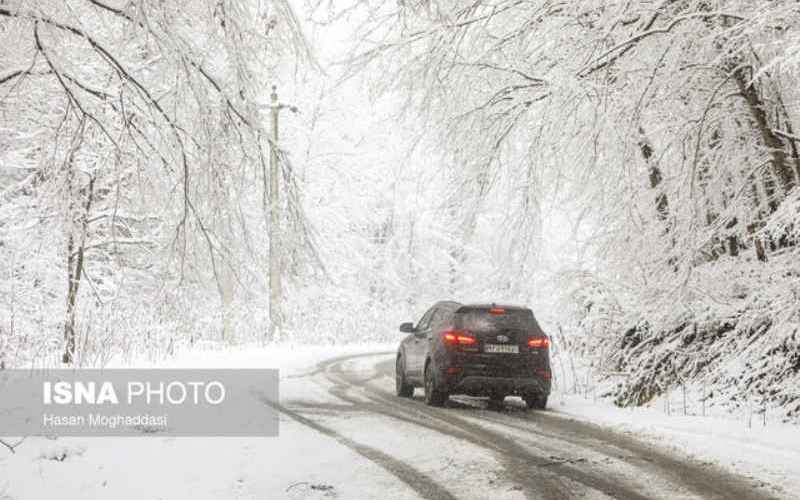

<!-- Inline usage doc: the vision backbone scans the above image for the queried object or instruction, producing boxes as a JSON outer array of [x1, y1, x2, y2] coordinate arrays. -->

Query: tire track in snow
[[293, 355, 575, 499], [478, 404, 782, 500], [311, 352, 779, 500], [372, 354, 778, 500], [323, 355, 652, 500], [263, 398, 459, 500]]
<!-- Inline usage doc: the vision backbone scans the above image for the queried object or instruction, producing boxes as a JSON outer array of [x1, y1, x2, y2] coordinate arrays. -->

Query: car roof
[[429, 302, 533, 314], [457, 303, 530, 311]]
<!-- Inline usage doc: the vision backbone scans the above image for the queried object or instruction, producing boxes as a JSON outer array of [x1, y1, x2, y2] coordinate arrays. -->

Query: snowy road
[[280, 351, 779, 500], [2, 346, 793, 500]]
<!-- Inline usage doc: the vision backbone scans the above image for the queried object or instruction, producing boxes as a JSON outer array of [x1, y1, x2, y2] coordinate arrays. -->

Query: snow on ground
[[548, 350, 800, 497], [1, 418, 422, 500], [3, 344, 800, 499], [119, 341, 395, 372], [0, 343, 410, 500], [327, 355, 529, 500], [549, 392, 800, 497]]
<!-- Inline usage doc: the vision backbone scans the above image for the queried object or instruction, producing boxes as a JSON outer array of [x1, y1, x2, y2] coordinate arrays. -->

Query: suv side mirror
[[399, 322, 415, 333]]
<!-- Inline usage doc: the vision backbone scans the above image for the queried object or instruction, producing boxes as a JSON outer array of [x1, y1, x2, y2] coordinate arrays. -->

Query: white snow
[[550, 392, 800, 497], [1, 344, 407, 500], [2, 421, 424, 500], [2, 345, 799, 499]]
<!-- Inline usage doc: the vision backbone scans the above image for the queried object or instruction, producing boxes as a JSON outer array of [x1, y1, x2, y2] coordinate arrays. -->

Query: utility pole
[[268, 85, 282, 341], [266, 85, 297, 342]]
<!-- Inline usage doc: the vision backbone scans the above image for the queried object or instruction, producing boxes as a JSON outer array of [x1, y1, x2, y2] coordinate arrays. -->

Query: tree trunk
[[63, 176, 95, 364], [733, 66, 796, 201], [639, 127, 670, 220]]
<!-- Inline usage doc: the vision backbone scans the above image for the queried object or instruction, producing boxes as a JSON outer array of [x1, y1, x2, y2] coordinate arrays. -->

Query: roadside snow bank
[[110, 341, 396, 373], [552, 391, 800, 497]]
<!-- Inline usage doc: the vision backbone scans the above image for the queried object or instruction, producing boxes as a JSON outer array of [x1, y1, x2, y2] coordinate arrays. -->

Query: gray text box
[[0, 369, 279, 436]]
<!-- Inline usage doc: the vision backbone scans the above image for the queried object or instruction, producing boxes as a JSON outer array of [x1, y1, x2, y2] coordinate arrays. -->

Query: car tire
[[396, 355, 414, 398], [524, 394, 548, 410], [424, 362, 448, 407], [488, 393, 506, 410]]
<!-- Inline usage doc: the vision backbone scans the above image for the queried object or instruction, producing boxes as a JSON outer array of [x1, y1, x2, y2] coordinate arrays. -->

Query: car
[[395, 301, 552, 409]]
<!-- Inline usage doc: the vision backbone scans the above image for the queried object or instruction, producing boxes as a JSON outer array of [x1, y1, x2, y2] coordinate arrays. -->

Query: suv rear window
[[455, 308, 544, 334]]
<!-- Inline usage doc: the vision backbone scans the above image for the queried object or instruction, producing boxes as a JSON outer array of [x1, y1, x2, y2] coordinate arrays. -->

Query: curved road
[[278, 352, 780, 500]]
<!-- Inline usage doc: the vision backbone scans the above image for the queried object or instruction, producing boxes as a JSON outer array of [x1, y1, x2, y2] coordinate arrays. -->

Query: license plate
[[484, 344, 519, 354]]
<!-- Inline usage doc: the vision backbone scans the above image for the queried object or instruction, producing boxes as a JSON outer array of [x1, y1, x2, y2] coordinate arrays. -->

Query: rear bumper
[[443, 374, 550, 397]]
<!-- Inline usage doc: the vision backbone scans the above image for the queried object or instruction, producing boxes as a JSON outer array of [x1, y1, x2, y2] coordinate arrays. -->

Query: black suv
[[395, 301, 551, 409]]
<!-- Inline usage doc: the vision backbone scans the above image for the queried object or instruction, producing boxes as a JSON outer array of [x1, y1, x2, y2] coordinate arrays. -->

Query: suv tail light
[[528, 337, 550, 349], [443, 330, 477, 346]]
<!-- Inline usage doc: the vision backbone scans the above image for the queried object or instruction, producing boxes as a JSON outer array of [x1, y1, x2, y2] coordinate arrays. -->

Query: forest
[[1, 0, 799, 421]]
